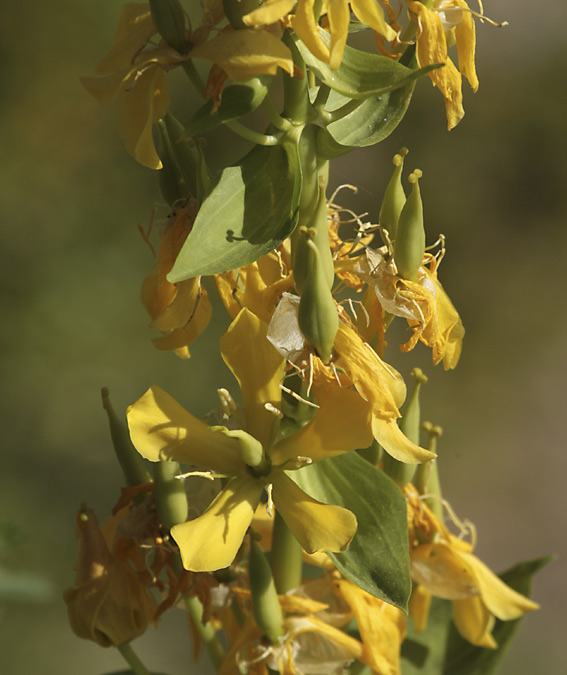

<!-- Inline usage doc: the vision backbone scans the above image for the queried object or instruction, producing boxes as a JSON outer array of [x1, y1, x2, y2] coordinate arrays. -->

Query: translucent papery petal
[[457, 550, 540, 620], [269, 384, 373, 465], [334, 321, 406, 414], [293, 0, 330, 64], [189, 30, 294, 80], [81, 70, 133, 107], [427, 270, 464, 369], [127, 386, 246, 474], [117, 66, 170, 168], [325, 0, 351, 70], [351, 0, 397, 42], [272, 472, 357, 553], [94, 4, 157, 75], [334, 578, 406, 675], [372, 415, 435, 464], [452, 595, 497, 648], [220, 308, 286, 448], [243, 0, 296, 26], [171, 475, 264, 571], [410, 542, 479, 600], [454, 0, 478, 91]]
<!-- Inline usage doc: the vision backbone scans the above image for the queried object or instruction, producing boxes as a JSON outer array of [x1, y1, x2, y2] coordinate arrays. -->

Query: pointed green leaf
[[184, 76, 271, 137], [291, 452, 411, 610], [168, 141, 301, 280], [401, 556, 552, 675], [316, 85, 414, 158], [295, 32, 440, 99]]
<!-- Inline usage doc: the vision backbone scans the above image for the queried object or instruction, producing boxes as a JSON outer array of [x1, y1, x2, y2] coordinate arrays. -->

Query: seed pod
[[149, 0, 187, 53], [297, 236, 339, 364], [379, 148, 408, 244], [154, 461, 189, 530], [394, 169, 425, 281], [249, 536, 284, 643]]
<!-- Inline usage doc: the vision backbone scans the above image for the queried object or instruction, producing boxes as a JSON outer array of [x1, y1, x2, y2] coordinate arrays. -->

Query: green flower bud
[[218, 428, 269, 474], [249, 536, 285, 643], [149, 0, 187, 53], [154, 461, 189, 530], [394, 169, 425, 281], [101, 388, 151, 487], [156, 119, 190, 206], [163, 113, 210, 203], [297, 236, 339, 364], [415, 422, 443, 521], [379, 147, 408, 244]]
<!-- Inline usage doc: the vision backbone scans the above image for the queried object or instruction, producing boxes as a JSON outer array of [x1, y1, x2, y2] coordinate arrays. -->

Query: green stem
[[281, 30, 311, 124], [184, 595, 225, 669], [270, 510, 302, 593], [117, 643, 152, 675], [324, 98, 364, 125], [262, 94, 291, 132], [224, 120, 279, 146], [182, 60, 205, 95]]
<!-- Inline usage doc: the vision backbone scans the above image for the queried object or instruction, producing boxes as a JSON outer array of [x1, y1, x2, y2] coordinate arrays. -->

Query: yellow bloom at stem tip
[[127, 308, 374, 572]]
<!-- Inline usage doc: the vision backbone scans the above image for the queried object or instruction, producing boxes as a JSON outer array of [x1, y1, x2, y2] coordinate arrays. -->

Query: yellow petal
[[127, 386, 245, 474], [324, 0, 351, 70], [220, 308, 286, 448], [409, 584, 432, 633], [171, 474, 264, 571], [455, 0, 479, 91], [269, 384, 374, 465], [243, 0, 296, 26], [410, 542, 479, 599], [117, 65, 170, 169], [452, 595, 497, 648], [189, 30, 294, 80], [272, 472, 357, 553], [292, 0, 330, 64], [372, 415, 435, 463], [351, 0, 397, 42], [458, 550, 540, 620]]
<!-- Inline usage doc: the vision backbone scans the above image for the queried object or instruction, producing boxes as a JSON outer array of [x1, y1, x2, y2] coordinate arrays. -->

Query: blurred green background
[[1, 1, 565, 673]]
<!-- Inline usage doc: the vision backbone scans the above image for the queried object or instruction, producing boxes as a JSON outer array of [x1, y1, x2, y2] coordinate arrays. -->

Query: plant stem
[[224, 120, 279, 146], [184, 595, 225, 669], [117, 642, 152, 675]]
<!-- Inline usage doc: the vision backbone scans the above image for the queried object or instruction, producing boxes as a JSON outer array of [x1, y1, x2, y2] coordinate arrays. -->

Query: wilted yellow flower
[[405, 485, 539, 648], [407, 0, 478, 129], [141, 200, 211, 358], [127, 308, 375, 572], [63, 506, 157, 647]]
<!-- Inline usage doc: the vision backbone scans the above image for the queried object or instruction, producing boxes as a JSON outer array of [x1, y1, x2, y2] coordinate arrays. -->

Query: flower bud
[[249, 536, 285, 643], [394, 169, 425, 281], [156, 119, 190, 206], [217, 427, 269, 474], [379, 148, 408, 244], [149, 0, 187, 53], [101, 388, 152, 487], [297, 236, 339, 364], [63, 507, 156, 647], [154, 461, 189, 530]]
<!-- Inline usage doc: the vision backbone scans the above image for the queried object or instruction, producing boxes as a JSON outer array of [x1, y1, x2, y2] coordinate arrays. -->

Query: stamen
[[264, 402, 284, 419], [175, 470, 221, 481], [266, 484, 274, 516], [279, 383, 319, 409]]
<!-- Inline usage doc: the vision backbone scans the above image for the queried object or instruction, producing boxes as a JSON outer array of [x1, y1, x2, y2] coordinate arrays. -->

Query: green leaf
[[184, 76, 271, 137], [168, 141, 301, 280], [295, 32, 440, 99], [316, 85, 414, 158], [401, 556, 552, 675], [291, 452, 411, 610]]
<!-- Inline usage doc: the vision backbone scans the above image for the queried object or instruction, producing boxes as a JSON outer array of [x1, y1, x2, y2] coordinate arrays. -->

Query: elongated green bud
[[249, 536, 285, 643], [216, 428, 270, 474], [379, 148, 408, 244], [149, 0, 187, 53], [153, 461, 189, 530], [297, 236, 339, 363], [163, 113, 210, 203], [223, 0, 261, 29], [415, 422, 443, 521], [394, 169, 425, 281], [382, 368, 428, 486], [156, 119, 189, 206], [293, 177, 334, 294], [101, 388, 152, 487]]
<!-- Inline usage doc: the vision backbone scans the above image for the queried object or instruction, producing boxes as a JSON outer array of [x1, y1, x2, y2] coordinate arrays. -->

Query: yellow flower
[[404, 485, 539, 648], [127, 308, 375, 571], [141, 200, 211, 358], [63, 506, 157, 647], [407, 0, 478, 129]]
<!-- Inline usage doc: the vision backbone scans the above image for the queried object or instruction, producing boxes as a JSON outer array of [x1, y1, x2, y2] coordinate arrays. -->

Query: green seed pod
[[394, 169, 425, 281], [297, 237, 339, 364], [153, 461, 189, 530], [379, 147, 408, 244], [163, 113, 210, 203], [249, 536, 285, 643], [101, 388, 152, 487], [149, 0, 187, 53], [156, 119, 189, 206]]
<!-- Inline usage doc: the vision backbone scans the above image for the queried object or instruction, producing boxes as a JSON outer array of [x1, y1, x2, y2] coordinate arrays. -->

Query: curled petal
[[172, 475, 264, 571], [127, 386, 245, 474], [272, 472, 357, 554], [372, 416, 435, 464], [243, 0, 296, 26], [292, 0, 330, 63], [452, 595, 497, 648]]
